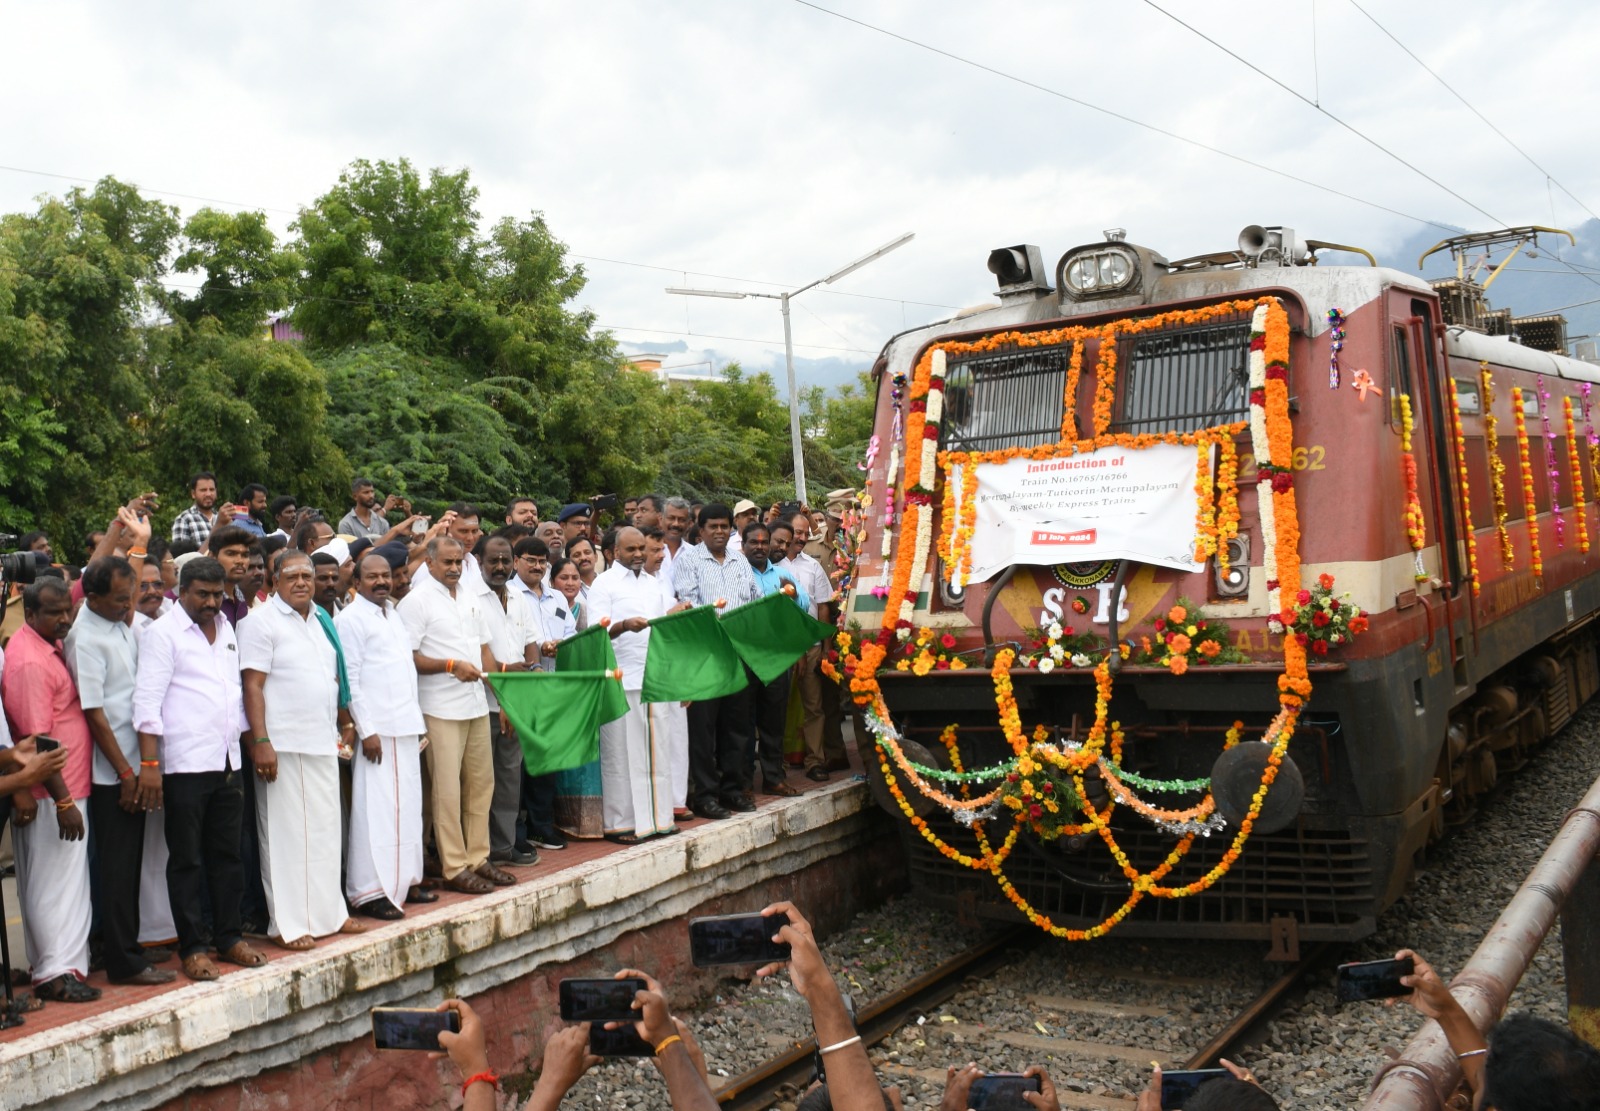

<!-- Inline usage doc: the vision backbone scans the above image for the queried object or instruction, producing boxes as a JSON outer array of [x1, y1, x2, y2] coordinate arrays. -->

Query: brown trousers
[[422, 714, 493, 879]]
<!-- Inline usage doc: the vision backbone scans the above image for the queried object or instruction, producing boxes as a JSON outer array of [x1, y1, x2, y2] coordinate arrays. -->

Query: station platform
[[0, 756, 900, 1111]]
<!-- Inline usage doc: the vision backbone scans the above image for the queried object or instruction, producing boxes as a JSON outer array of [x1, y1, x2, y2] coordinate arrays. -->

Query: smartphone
[[1335, 957, 1416, 1002], [968, 1073, 1041, 1111], [33, 736, 61, 753], [589, 1021, 653, 1057], [688, 912, 790, 967], [370, 1007, 460, 1051], [1159, 1069, 1229, 1109], [412, 517, 430, 534], [558, 977, 647, 1022], [590, 493, 619, 511]]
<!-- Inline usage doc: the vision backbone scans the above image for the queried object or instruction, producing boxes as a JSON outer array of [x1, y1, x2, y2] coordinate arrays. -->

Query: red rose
[[941, 633, 957, 649], [1155, 618, 1166, 631], [1271, 471, 1293, 493], [935, 660, 950, 670], [1295, 632, 1309, 647], [1313, 639, 1328, 655], [1249, 387, 1266, 406], [1296, 589, 1311, 605], [1029, 804, 1043, 819], [1311, 611, 1329, 628], [1007, 773, 1020, 783], [923, 425, 940, 440], [1249, 336, 1266, 351], [1327, 599, 1339, 612], [1041, 782, 1054, 794]]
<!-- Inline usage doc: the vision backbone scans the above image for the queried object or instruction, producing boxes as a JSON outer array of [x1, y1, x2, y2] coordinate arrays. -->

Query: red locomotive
[[840, 224, 1595, 943]]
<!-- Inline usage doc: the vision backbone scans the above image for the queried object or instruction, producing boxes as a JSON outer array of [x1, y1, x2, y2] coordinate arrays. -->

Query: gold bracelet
[[653, 1034, 682, 1056], [55, 798, 77, 812]]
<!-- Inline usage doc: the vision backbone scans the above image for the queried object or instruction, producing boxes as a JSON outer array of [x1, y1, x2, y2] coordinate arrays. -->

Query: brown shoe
[[109, 966, 178, 986], [448, 869, 494, 895], [475, 861, 516, 887], [219, 940, 269, 967], [766, 781, 802, 798], [182, 953, 220, 982]]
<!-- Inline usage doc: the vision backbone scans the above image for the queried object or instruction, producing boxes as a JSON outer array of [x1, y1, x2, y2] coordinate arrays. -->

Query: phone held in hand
[[33, 735, 61, 752], [558, 977, 647, 1022], [968, 1073, 1041, 1111], [589, 1021, 654, 1057], [1335, 957, 1416, 1003], [371, 1007, 460, 1051], [1159, 1069, 1229, 1109], [688, 912, 791, 967]]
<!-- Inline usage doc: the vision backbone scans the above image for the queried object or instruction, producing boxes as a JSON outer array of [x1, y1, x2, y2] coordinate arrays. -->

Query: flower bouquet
[[1284, 573, 1369, 657]]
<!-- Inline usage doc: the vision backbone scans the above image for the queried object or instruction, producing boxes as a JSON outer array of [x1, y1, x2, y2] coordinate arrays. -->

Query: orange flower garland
[[852, 294, 1304, 941], [1512, 386, 1543, 580], [1215, 437, 1240, 578], [1567, 396, 1590, 554], [1060, 339, 1085, 441], [1193, 439, 1218, 563], [1481, 366, 1513, 568], [1447, 379, 1481, 596], [1399, 393, 1427, 575]]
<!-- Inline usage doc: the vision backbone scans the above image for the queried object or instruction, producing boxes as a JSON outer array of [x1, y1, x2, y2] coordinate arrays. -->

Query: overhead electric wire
[[1345, 0, 1600, 226], [788, 0, 1457, 232]]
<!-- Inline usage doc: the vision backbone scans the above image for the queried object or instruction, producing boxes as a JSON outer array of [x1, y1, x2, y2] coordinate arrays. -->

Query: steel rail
[[1183, 944, 1332, 1069], [1362, 770, 1600, 1109], [715, 929, 1022, 1111]]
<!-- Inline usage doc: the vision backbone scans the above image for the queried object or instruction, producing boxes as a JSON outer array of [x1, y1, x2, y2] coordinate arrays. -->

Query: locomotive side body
[[844, 241, 1600, 941]]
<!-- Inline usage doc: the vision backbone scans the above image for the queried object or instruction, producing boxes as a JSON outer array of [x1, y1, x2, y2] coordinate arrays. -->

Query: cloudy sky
[[4, 1, 1598, 386]]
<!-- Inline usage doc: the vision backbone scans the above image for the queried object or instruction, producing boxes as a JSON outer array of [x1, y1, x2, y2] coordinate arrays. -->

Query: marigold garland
[[850, 294, 1305, 940], [1447, 379, 1481, 595], [1566, 395, 1590, 554], [1512, 386, 1544, 580], [1481, 366, 1513, 568], [1399, 393, 1428, 578], [1060, 339, 1085, 442], [1193, 440, 1218, 563], [1215, 436, 1240, 579], [1538, 377, 1565, 549]]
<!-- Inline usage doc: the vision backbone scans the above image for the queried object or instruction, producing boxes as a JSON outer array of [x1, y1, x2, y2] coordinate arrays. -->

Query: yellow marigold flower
[[1186, 624, 1197, 636], [895, 659, 911, 671]]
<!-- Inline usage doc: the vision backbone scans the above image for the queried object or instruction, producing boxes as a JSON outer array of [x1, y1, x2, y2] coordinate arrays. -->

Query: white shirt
[[476, 579, 538, 707], [64, 606, 140, 785], [398, 576, 490, 720], [237, 595, 340, 757], [658, 540, 684, 588], [543, 594, 580, 642], [132, 607, 246, 774], [780, 552, 834, 620], [410, 551, 483, 593], [335, 593, 426, 739], [586, 562, 666, 692], [512, 577, 565, 670]]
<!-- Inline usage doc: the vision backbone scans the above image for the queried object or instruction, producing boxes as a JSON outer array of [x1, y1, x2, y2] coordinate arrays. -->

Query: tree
[[0, 177, 178, 539], [170, 208, 301, 337], [801, 371, 878, 495]]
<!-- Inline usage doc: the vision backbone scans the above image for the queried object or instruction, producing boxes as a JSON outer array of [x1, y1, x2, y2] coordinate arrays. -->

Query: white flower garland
[[1248, 301, 1283, 630]]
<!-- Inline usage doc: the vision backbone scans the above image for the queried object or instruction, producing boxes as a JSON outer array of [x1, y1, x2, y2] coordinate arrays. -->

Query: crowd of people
[[0, 474, 857, 1003]]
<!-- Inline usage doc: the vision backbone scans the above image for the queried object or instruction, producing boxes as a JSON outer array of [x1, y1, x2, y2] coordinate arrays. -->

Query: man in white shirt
[[398, 536, 510, 895], [132, 557, 270, 981], [587, 527, 676, 843], [337, 553, 432, 919], [510, 535, 572, 850], [775, 515, 845, 781], [643, 528, 691, 817], [66, 557, 176, 985], [476, 533, 540, 866], [239, 550, 364, 950]]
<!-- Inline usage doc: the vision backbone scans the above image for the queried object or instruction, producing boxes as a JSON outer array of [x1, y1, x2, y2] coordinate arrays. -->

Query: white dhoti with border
[[137, 812, 175, 944], [13, 800, 92, 983], [345, 733, 425, 909], [257, 752, 347, 941], [600, 692, 674, 839]]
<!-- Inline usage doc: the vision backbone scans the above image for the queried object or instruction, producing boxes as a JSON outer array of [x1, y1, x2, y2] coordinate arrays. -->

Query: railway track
[[715, 932, 1332, 1111]]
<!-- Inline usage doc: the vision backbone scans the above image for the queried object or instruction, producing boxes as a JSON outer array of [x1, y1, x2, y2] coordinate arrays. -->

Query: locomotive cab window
[[943, 345, 1070, 451], [1112, 316, 1252, 434], [1453, 377, 1481, 415]]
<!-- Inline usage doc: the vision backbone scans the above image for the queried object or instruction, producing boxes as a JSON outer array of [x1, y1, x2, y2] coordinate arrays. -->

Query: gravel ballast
[[539, 702, 1600, 1111]]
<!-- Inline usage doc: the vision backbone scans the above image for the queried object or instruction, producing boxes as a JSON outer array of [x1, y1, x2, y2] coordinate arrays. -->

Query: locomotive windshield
[[942, 345, 1069, 451], [1113, 316, 1253, 434]]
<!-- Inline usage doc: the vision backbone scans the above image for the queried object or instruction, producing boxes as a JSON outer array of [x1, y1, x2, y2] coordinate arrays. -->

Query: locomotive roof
[[875, 262, 1433, 380], [1445, 326, 1600, 383]]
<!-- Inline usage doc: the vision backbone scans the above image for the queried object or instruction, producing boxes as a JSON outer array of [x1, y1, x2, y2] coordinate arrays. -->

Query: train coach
[[839, 223, 1599, 945]]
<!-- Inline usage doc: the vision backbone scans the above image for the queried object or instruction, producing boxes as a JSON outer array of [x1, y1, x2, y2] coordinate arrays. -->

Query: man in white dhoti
[[587, 527, 677, 844], [238, 550, 365, 950], [643, 528, 691, 816], [65, 557, 176, 985], [336, 552, 433, 919], [1, 577, 99, 1002]]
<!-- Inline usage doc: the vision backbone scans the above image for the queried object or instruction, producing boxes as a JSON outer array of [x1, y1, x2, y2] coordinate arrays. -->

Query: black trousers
[[90, 784, 153, 980], [237, 745, 269, 927], [746, 670, 791, 791], [163, 769, 245, 959], [688, 683, 753, 806]]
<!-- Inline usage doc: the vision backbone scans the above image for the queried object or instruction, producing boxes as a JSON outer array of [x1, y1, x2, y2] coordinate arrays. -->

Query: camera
[[0, 549, 44, 585]]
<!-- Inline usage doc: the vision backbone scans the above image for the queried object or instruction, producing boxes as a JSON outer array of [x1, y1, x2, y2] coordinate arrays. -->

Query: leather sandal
[[406, 885, 439, 904], [220, 940, 270, 966], [182, 953, 220, 981], [357, 898, 405, 920], [448, 869, 494, 895], [34, 973, 101, 1003], [475, 861, 516, 887], [766, 781, 802, 797]]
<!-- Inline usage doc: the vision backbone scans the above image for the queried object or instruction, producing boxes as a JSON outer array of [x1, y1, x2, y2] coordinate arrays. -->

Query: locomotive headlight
[[1059, 245, 1137, 298]]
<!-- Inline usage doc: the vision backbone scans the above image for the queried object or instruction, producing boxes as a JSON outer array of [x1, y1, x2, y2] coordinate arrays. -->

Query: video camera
[[0, 535, 46, 586]]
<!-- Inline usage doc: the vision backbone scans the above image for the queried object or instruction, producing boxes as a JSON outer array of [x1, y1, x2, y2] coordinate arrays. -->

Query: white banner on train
[[951, 442, 1208, 585]]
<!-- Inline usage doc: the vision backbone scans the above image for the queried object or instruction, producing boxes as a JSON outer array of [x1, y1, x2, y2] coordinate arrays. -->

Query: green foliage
[[171, 208, 301, 336], [801, 371, 878, 495]]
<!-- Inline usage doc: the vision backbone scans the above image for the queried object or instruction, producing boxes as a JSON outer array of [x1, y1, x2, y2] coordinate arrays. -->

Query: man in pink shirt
[[2, 576, 99, 1003]]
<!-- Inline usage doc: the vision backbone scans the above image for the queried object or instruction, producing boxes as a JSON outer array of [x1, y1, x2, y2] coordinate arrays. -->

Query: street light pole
[[666, 232, 914, 505]]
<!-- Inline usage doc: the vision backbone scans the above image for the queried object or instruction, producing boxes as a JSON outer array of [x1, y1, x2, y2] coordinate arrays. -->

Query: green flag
[[556, 624, 630, 723], [640, 604, 748, 703], [486, 671, 614, 778], [719, 591, 837, 684]]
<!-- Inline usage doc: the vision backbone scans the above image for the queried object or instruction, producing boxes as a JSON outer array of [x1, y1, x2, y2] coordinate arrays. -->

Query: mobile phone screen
[[968, 1074, 1041, 1111], [688, 912, 790, 967], [1335, 957, 1415, 1002], [1160, 1069, 1229, 1109], [33, 736, 61, 752], [371, 1007, 460, 1051], [558, 978, 647, 1021], [589, 1021, 654, 1057]]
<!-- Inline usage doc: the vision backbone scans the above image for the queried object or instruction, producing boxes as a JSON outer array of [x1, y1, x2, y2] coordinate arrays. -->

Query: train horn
[[1238, 224, 1270, 258]]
